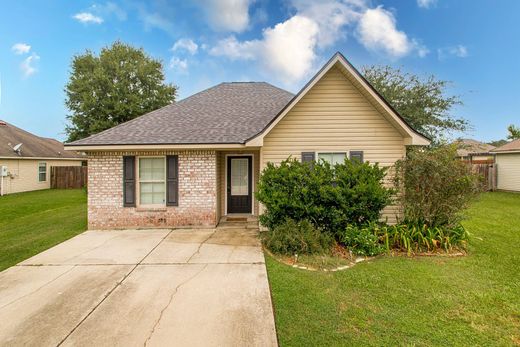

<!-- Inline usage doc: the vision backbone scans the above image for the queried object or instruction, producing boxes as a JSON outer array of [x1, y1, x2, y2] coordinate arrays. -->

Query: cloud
[[202, 0, 251, 32], [417, 0, 437, 9], [92, 2, 127, 21], [73, 12, 103, 24], [20, 53, 40, 77], [289, 0, 364, 48], [172, 39, 198, 55], [11, 43, 31, 55], [169, 57, 188, 73], [210, 15, 319, 82], [356, 6, 413, 58], [438, 45, 468, 60]]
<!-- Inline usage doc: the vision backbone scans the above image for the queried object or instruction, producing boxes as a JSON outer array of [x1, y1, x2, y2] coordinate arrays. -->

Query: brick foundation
[[87, 150, 217, 229]]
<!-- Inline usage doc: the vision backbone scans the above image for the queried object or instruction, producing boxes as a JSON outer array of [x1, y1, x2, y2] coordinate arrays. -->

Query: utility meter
[[0, 166, 7, 177]]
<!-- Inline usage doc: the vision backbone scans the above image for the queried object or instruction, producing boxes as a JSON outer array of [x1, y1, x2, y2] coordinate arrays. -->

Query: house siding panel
[[496, 153, 520, 192], [0, 159, 83, 195], [261, 66, 405, 223], [87, 150, 217, 229]]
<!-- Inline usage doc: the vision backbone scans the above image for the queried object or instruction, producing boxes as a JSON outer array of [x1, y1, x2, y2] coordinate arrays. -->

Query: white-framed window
[[317, 152, 346, 165], [38, 162, 47, 182], [138, 157, 166, 206]]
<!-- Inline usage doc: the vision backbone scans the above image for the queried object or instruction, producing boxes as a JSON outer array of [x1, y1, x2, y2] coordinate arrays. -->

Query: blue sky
[[0, 0, 518, 142]]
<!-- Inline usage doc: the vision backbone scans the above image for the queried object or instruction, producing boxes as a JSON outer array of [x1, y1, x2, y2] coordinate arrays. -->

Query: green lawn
[[0, 189, 87, 271], [266, 192, 520, 346]]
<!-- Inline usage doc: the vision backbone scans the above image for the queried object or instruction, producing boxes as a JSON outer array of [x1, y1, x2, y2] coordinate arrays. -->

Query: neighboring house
[[0, 120, 84, 195], [455, 138, 495, 163], [66, 52, 430, 230], [490, 139, 520, 192]]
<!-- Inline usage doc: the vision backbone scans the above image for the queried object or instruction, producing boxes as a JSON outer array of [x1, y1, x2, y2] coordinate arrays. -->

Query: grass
[[0, 189, 87, 271], [266, 192, 520, 346]]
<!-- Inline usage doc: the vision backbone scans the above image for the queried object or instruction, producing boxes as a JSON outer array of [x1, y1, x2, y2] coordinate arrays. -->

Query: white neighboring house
[[0, 120, 85, 195], [490, 139, 520, 192]]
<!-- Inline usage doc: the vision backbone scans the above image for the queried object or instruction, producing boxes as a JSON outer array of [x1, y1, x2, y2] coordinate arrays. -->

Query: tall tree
[[507, 124, 520, 140], [65, 41, 177, 141], [362, 65, 469, 142]]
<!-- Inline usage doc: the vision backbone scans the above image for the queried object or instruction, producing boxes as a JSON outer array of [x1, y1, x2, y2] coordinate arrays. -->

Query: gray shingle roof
[[68, 82, 294, 146], [0, 120, 83, 159]]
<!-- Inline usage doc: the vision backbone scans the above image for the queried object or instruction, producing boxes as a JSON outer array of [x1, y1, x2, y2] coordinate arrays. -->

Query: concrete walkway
[[0, 226, 277, 347]]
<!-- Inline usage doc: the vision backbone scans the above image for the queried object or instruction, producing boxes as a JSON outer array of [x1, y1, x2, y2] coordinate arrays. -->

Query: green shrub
[[394, 145, 482, 227], [256, 158, 393, 234], [342, 224, 385, 256], [341, 222, 469, 255], [261, 219, 335, 255]]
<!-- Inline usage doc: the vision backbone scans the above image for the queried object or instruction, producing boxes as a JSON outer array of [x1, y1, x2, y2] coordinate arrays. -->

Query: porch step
[[218, 215, 259, 230]]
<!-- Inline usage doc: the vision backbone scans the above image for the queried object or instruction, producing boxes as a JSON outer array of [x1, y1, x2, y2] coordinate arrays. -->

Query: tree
[[507, 124, 520, 140], [65, 41, 177, 141], [362, 65, 469, 142]]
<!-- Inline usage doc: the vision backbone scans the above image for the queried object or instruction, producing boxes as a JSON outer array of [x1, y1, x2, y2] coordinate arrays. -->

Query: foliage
[[261, 219, 334, 255], [362, 65, 468, 142], [342, 224, 385, 256], [266, 192, 520, 346], [507, 124, 520, 140], [256, 158, 393, 234], [488, 139, 508, 147], [65, 41, 177, 141], [394, 145, 482, 227]]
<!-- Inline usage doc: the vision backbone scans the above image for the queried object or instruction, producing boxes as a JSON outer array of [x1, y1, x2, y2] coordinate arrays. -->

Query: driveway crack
[[186, 229, 217, 263], [143, 264, 208, 346]]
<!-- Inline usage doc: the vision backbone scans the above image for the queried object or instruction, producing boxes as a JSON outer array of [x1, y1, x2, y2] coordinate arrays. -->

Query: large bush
[[256, 158, 393, 234], [262, 219, 335, 255], [394, 145, 482, 227]]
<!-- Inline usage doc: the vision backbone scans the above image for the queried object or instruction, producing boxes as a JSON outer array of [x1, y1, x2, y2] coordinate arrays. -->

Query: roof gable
[[246, 52, 430, 147]]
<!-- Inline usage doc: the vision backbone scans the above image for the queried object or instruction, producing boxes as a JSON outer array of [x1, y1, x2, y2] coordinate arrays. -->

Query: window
[[38, 162, 46, 182], [349, 151, 364, 163], [318, 152, 346, 165], [139, 157, 166, 205]]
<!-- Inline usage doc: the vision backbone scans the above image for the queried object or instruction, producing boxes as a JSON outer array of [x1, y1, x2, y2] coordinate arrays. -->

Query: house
[[0, 120, 85, 195], [65, 52, 430, 230], [454, 138, 495, 163], [490, 139, 520, 192]]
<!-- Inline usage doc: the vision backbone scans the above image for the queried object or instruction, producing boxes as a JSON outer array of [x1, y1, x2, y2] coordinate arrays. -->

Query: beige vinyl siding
[[496, 153, 520, 191], [217, 150, 260, 217], [0, 159, 83, 195], [261, 66, 406, 223]]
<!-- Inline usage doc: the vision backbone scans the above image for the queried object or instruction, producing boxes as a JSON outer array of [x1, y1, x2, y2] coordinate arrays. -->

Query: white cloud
[[172, 39, 199, 55], [210, 15, 319, 83], [20, 53, 40, 78], [169, 57, 188, 73], [356, 6, 412, 58], [289, 0, 365, 48], [417, 0, 437, 9], [11, 43, 31, 55], [92, 2, 127, 21], [73, 12, 103, 24], [438, 45, 468, 60], [202, 0, 251, 32]]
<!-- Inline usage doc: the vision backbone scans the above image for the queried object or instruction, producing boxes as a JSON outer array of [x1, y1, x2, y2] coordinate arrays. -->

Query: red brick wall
[[87, 150, 217, 229]]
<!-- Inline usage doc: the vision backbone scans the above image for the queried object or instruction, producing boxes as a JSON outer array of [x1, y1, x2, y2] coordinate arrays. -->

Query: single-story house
[[0, 120, 85, 195], [490, 139, 520, 192], [454, 138, 495, 164], [66, 52, 430, 230]]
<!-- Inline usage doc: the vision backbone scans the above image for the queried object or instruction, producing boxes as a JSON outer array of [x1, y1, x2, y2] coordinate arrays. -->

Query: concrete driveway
[[0, 226, 277, 346]]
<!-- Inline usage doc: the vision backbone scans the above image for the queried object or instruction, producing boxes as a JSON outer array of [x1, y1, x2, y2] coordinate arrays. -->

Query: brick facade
[[87, 150, 217, 229]]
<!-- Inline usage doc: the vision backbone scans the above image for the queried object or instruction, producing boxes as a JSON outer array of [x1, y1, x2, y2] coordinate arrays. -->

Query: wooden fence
[[470, 163, 496, 191], [51, 166, 88, 189]]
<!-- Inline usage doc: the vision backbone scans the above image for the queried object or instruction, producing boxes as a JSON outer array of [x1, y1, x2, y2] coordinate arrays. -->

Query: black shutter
[[349, 151, 364, 163], [166, 155, 179, 206], [301, 152, 315, 163], [123, 156, 136, 207]]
